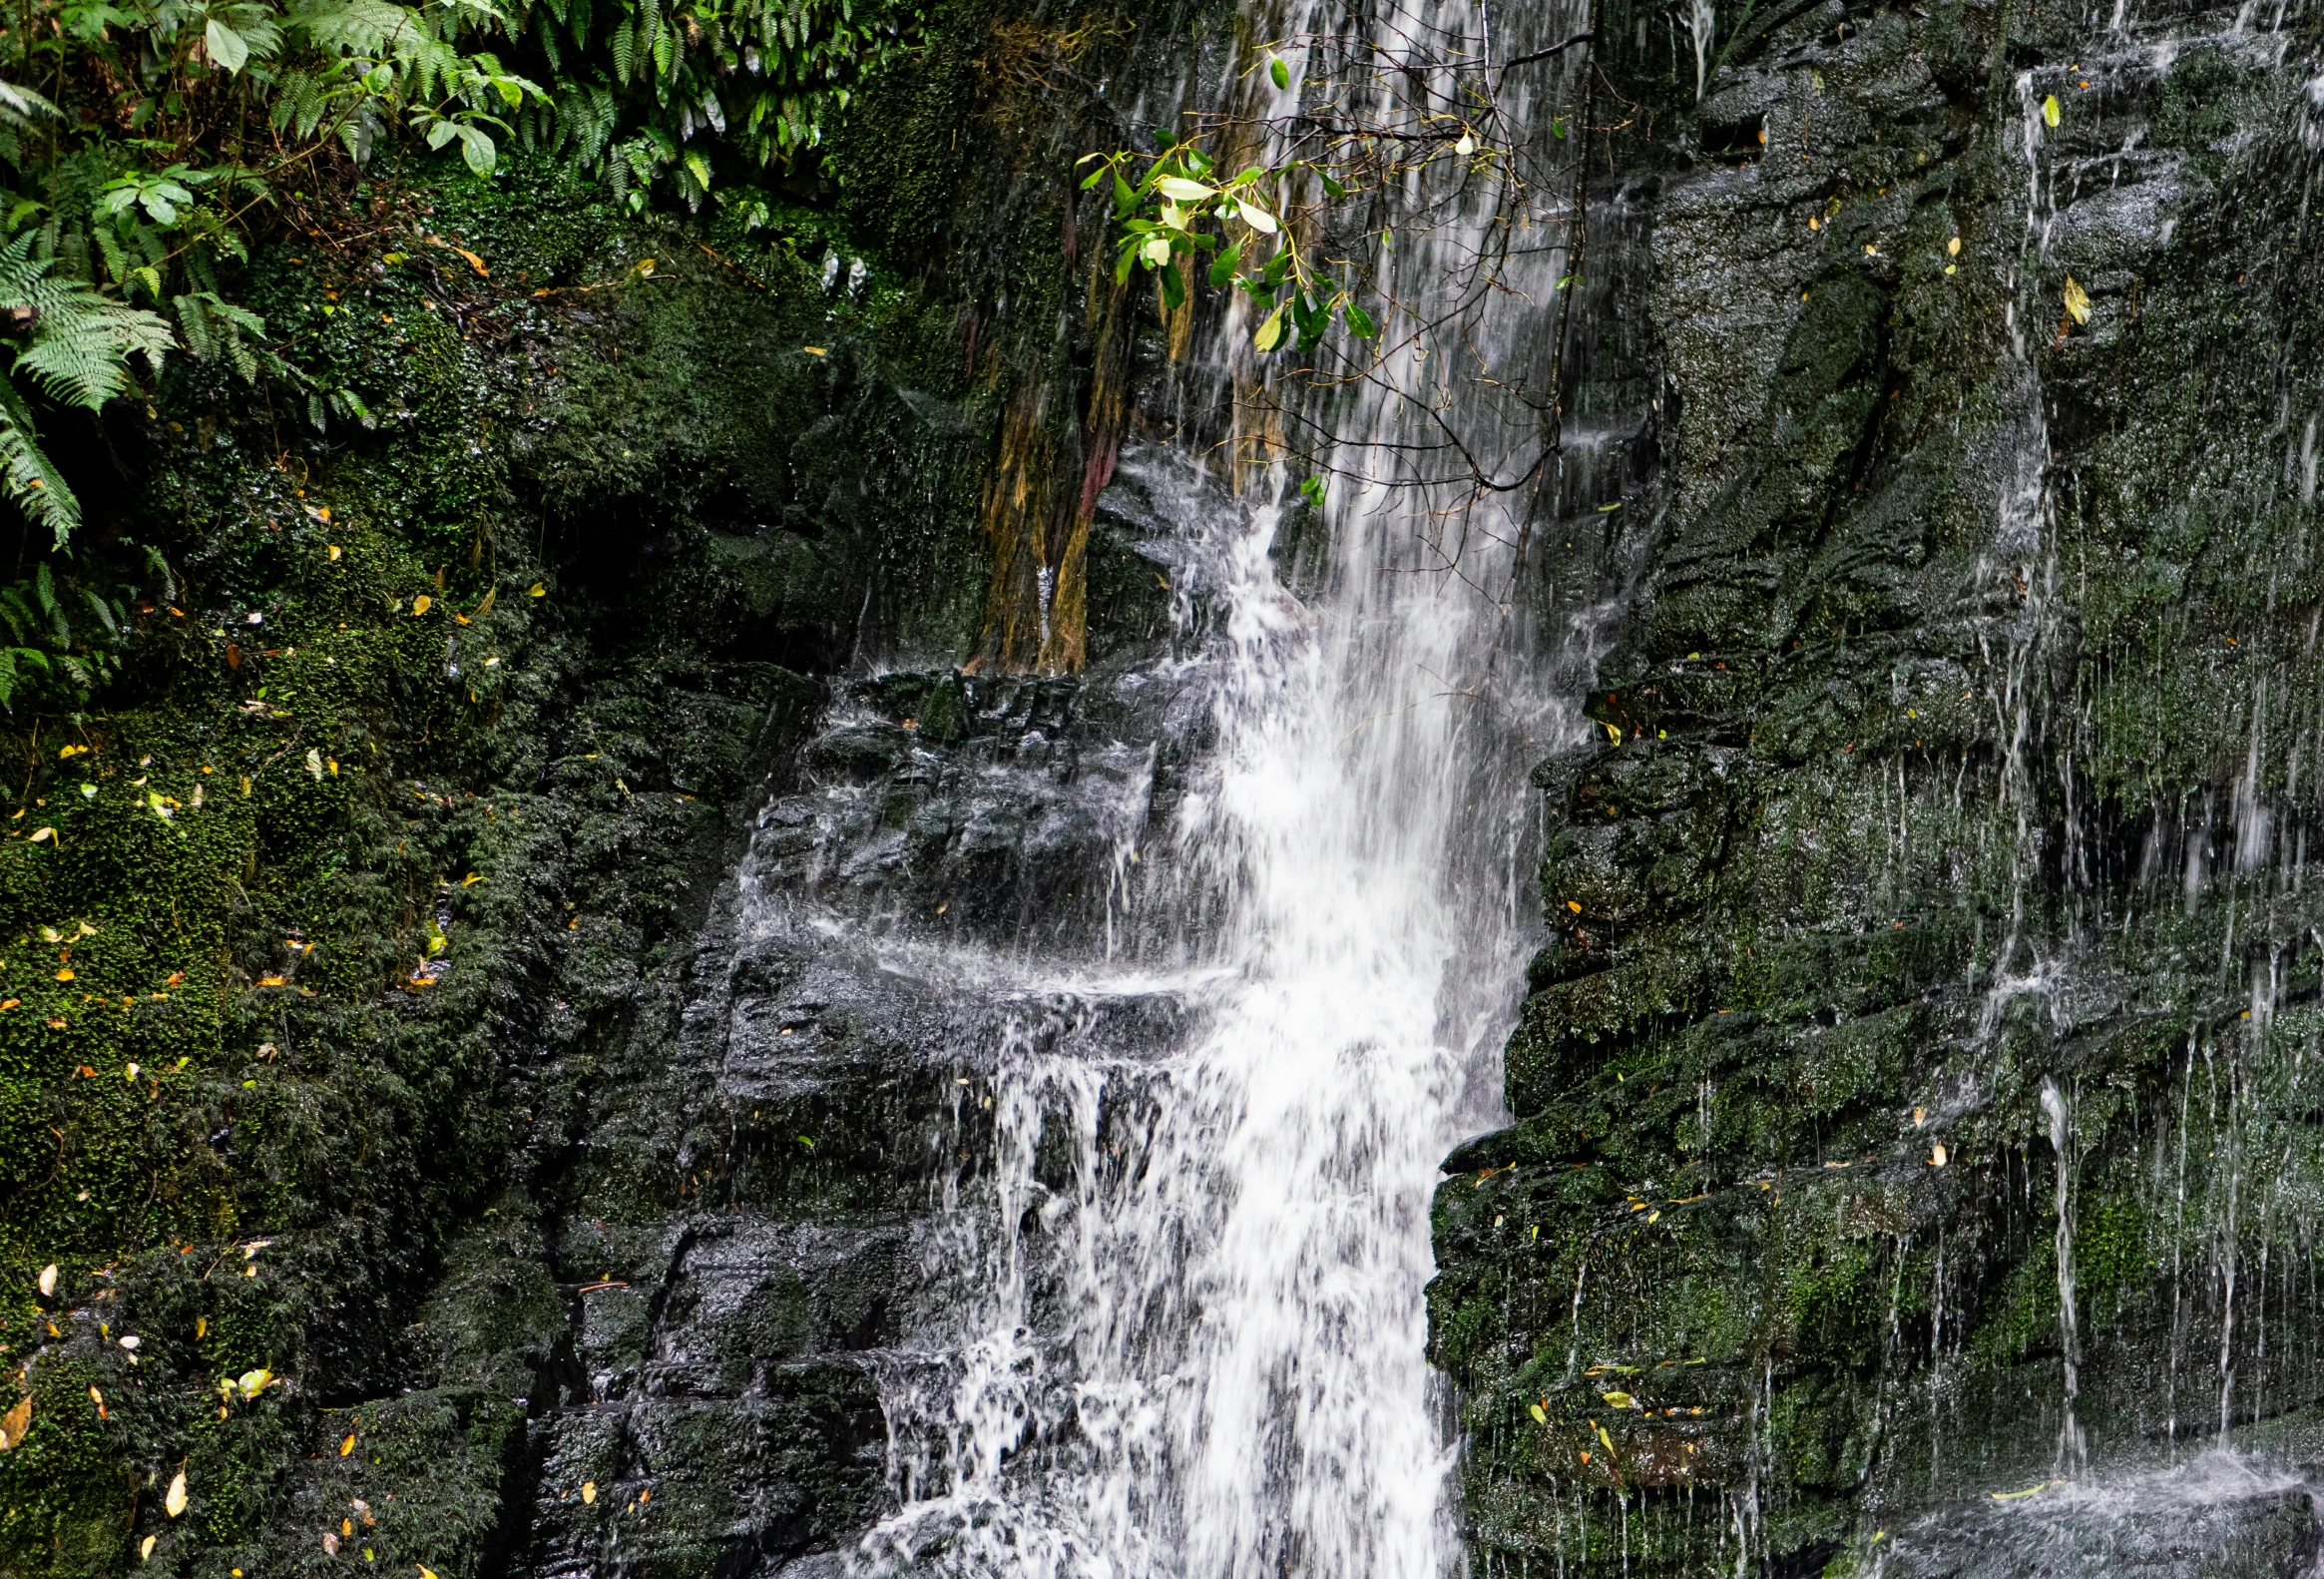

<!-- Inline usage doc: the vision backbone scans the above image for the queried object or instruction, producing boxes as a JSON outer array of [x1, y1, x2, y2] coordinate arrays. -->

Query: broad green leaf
[[1207, 242, 1241, 287], [460, 124, 496, 175], [1269, 56, 1289, 89], [1156, 176, 1214, 201], [1345, 303, 1376, 338], [2042, 93, 2061, 127], [1253, 304, 1284, 351], [1237, 199, 1277, 234], [206, 18, 249, 72], [1140, 236, 1171, 266]]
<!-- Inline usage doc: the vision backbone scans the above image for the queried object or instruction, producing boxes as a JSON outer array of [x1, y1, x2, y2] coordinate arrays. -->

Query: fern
[[142, 546, 176, 604], [0, 234, 174, 409], [78, 587, 117, 637], [0, 382, 77, 546]]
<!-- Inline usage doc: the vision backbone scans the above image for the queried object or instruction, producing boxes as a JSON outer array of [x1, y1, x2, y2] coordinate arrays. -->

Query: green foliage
[[1080, 136, 1379, 354], [0, 0, 923, 549], [0, 545, 175, 714]]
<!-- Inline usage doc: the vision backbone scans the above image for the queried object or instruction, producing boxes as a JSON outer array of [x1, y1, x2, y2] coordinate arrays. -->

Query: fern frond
[[16, 282, 175, 409], [175, 293, 216, 361], [0, 387, 79, 545], [0, 81, 58, 139], [79, 586, 117, 637], [144, 545, 178, 604]]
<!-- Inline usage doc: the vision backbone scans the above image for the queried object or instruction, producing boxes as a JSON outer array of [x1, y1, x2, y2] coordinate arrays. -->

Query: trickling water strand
[[2041, 1075, 2086, 1474], [1686, 0, 1713, 98]]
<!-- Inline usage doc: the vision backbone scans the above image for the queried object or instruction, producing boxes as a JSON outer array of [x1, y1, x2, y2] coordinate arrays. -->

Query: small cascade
[[2041, 1075, 2086, 1476]]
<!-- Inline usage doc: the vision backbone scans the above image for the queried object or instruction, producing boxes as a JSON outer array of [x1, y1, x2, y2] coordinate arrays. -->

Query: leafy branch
[[1079, 136, 1377, 355]]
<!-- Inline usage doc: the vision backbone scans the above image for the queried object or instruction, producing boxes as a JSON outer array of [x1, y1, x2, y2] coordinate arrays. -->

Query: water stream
[[779, 0, 1608, 1570]]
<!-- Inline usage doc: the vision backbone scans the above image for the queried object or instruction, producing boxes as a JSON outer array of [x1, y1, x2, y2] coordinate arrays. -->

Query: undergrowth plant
[[0, 0, 924, 553]]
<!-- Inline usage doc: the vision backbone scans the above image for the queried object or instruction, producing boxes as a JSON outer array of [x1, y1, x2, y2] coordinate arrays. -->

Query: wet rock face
[[1427, 0, 2324, 1567], [507, 599, 1217, 1574]]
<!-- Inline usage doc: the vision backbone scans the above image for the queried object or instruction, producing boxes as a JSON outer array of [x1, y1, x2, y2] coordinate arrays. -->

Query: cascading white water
[[852, 439, 1565, 1577], [833, 1, 1603, 1572]]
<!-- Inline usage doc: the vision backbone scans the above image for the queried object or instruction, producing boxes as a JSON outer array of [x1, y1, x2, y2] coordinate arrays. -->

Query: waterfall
[[835, 0, 1604, 1573]]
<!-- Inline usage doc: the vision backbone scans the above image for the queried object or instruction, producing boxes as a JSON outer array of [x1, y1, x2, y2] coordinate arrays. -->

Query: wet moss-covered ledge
[[0, 144, 1014, 1576]]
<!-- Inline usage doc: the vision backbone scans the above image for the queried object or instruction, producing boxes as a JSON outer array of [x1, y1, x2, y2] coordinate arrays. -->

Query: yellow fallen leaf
[[419, 1567, 439, 1579], [462, 873, 483, 885], [1597, 1424, 1615, 1451], [412, 595, 433, 617], [1528, 1402, 1547, 1423], [802, 346, 827, 356], [257, 975, 284, 987], [2042, 93, 2061, 127], [1931, 1142, 1949, 1167], [1601, 1391, 1635, 1409], [54, 968, 72, 981], [2063, 276, 2091, 324], [165, 1469, 188, 1517], [37, 1264, 56, 1296], [328, 545, 342, 561], [0, 1393, 29, 1449], [528, 583, 546, 598], [341, 1433, 357, 1457], [141, 1535, 157, 1561], [236, 1368, 272, 1398], [1947, 236, 1962, 257], [195, 1316, 207, 1339], [29, 827, 53, 843], [581, 1481, 597, 1504], [1991, 1479, 2063, 1501]]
